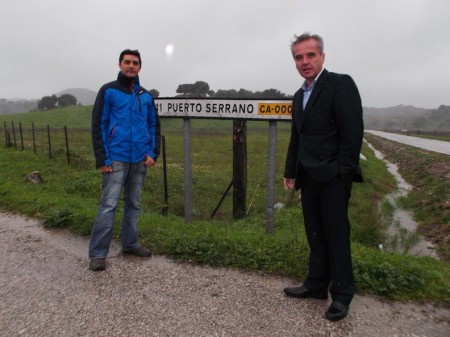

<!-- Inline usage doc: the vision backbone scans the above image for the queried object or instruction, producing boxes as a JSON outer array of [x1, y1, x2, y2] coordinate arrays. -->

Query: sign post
[[155, 98, 292, 227]]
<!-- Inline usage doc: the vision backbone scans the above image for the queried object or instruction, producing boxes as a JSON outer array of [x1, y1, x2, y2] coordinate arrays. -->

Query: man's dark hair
[[119, 49, 142, 66]]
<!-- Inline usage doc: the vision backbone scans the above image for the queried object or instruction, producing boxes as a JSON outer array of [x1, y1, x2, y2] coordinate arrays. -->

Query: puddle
[[366, 141, 438, 259]]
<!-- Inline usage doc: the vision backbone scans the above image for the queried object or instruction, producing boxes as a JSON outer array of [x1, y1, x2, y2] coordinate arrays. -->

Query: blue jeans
[[89, 161, 147, 259]]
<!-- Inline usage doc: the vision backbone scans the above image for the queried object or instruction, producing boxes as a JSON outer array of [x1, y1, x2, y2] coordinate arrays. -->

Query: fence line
[[0, 120, 302, 224], [1, 123, 92, 164]]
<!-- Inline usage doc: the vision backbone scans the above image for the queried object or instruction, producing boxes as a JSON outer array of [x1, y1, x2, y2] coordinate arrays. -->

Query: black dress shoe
[[283, 285, 328, 300], [325, 301, 349, 321]]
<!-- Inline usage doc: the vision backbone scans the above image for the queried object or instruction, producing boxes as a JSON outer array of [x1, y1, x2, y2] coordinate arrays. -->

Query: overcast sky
[[1, 0, 448, 108]]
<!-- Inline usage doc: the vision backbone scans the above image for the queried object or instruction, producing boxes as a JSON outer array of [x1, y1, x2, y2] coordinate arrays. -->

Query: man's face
[[293, 39, 325, 85], [119, 54, 141, 78]]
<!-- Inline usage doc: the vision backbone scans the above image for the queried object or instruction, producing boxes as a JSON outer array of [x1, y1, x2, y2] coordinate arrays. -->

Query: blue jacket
[[92, 72, 161, 168]]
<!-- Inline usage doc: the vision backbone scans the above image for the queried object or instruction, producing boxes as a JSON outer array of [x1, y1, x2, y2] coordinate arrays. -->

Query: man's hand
[[144, 154, 155, 168], [100, 165, 112, 174], [283, 177, 295, 190]]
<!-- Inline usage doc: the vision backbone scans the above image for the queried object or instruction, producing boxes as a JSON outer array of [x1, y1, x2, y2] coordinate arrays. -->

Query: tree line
[[37, 94, 78, 110], [2, 80, 290, 114], [173, 81, 290, 98]]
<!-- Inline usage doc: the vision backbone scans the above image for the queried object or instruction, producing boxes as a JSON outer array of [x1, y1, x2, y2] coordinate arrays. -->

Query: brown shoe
[[89, 258, 106, 271], [123, 245, 152, 257]]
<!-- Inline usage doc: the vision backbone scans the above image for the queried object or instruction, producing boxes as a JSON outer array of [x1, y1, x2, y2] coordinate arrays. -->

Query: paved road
[[366, 130, 450, 155], [1, 212, 449, 336]]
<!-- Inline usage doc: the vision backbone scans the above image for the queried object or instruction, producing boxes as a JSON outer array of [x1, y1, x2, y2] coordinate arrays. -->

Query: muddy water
[[366, 142, 438, 258]]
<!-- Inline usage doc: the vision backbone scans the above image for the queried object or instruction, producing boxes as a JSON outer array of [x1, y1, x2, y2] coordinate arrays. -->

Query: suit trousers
[[300, 168, 355, 305]]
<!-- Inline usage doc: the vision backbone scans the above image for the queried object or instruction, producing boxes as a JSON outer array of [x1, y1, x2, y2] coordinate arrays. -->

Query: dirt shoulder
[[0, 212, 448, 337]]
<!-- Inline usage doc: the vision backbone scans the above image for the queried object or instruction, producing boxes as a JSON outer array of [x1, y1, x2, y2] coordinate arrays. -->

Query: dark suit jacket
[[284, 69, 364, 190]]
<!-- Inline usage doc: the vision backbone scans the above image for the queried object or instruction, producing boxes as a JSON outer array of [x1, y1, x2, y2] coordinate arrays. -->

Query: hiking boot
[[89, 258, 106, 271], [123, 245, 152, 257]]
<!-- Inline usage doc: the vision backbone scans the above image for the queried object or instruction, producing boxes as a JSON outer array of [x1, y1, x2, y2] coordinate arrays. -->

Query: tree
[[149, 89, 160, 98], [237, 88, 254, 98], [176, 81, 210, 97], [411, 117, 426, 129], [254, 88, 286, 98], [214, 89, 238, 98], [57, 94, 77, 107], [191, 81, 210, 97], [38, 95, 58, 110], [176, 82, 289, 99], [176, 84, 194, 96]]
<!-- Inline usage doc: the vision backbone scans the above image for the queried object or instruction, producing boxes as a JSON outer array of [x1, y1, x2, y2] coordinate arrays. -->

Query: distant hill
[[0, 98, 38, 114], [363, 105, 450, 131], [0, 88, 97, 114], [55, 88, 97, 106]]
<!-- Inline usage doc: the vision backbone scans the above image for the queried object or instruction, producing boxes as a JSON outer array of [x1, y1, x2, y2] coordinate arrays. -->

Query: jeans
[[89, 160, 147, 259]]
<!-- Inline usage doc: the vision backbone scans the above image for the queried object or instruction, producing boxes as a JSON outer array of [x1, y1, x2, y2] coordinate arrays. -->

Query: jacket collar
[[117, 71, 140, 89]]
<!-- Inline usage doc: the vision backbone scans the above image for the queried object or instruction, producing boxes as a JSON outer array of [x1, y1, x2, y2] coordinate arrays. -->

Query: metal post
[[47, 125, 52, 158], [161, 135, 169, 216], [265, 120, 277, 233], [210, 179, 233, 219], [183, 118, 193, 223]]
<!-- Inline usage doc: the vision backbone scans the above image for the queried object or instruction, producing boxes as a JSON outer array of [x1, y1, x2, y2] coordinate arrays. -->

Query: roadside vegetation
[[0, 106, 448, 305], [365, 134, 450, 261]]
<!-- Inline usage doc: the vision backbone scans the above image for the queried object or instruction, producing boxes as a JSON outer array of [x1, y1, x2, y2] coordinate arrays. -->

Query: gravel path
[[0, 212, 448, 337]]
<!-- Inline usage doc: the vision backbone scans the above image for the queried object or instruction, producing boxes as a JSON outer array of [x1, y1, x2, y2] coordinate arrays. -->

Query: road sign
[[154, 98, 292, 120]]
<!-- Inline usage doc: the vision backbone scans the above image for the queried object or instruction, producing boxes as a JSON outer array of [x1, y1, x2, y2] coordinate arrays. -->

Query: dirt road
[[0, 212, 448, 336]]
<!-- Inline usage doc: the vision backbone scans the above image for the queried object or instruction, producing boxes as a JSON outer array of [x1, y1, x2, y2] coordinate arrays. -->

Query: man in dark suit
[[283, 33, 363, 322]]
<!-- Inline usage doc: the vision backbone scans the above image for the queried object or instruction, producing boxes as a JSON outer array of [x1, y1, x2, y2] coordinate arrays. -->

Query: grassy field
[[0, 106, 449, 304]]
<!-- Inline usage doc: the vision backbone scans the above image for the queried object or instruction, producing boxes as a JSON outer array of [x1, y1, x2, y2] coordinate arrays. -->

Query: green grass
[[0, 106, 449, 304], [2, 105, 92, 128]]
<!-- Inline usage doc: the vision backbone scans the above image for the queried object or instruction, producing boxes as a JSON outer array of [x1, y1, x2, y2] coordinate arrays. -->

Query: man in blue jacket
[[89, 49, 161, 271]]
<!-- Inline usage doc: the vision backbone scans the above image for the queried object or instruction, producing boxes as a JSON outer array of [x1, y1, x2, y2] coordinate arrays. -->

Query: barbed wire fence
[[1, 121, 94, 166]]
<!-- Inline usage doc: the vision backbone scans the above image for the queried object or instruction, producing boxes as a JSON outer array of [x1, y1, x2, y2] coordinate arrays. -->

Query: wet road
[[366, 130, 450, 155]]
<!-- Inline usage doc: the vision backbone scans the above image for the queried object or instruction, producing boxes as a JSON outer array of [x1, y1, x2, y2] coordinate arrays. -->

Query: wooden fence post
[[47, 125, 52, 158], [233, 119, 247, 219], [64, 126, 70, 164]]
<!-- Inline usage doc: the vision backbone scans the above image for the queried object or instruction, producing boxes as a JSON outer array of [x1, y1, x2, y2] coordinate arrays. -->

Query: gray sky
[[1, 0, 448, 108]]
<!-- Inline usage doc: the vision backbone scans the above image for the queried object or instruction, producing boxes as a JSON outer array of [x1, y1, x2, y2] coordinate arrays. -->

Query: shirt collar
[[301, 67, 325, 91]]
